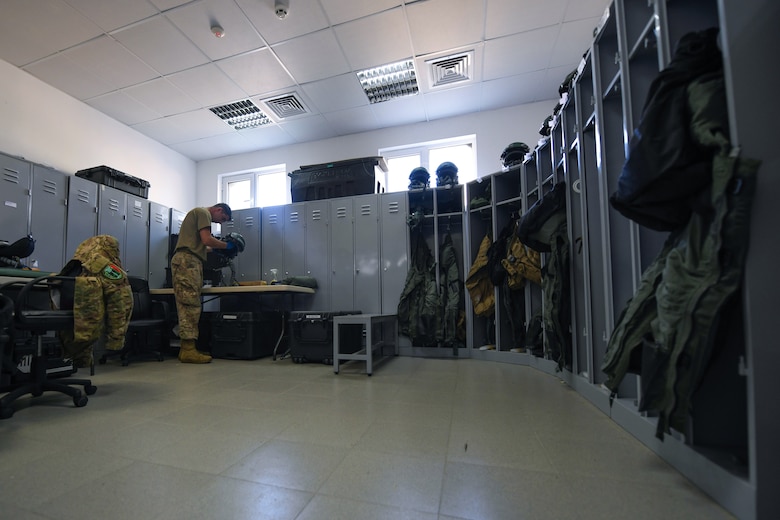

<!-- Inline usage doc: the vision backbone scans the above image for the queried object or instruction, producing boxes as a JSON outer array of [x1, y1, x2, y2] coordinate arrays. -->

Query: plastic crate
[[288, 310, 362, 364], [210, 311, 285, 360], [75, 165, 150, 199], [289, 156, 387, 202]]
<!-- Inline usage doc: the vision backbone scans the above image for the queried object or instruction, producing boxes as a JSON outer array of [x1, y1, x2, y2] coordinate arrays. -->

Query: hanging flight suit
[[58, 235, 134, 367]]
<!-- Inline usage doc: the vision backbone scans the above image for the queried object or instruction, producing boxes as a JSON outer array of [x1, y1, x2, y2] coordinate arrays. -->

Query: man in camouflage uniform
[[171, 203, 234, 364], [59, 235, 134, 368]]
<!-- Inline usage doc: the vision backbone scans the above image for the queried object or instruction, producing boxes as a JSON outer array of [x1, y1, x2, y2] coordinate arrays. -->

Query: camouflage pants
[[171, 251, 203, 340], [60, 273, 133, 361]]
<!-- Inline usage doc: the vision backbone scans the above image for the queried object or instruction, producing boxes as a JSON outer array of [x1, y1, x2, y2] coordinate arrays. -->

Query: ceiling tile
[[322, 106, 379, 135], [233, 124, 298, 149], [483, 27, 559, 80], [216, 49, 295, 96], [480, 70, 554, 112], [369, 94, 427, 127], [549, 17, 601, 67], [406, 0, 484, 56], [65, 0, 159, 32], [167, 63, 248, 107], [279, 115, 337, 142], [335, 8, 412, 71], [112, 15, 209, 75], [0, 0, 103, 66], [320, 0, 402, 26], [123, 78, 201, 117], [423, 84, 483, 121], [23, 55, 114, 100], [64, 35, 160, 91], [301, 73, 369, 113], [236, 0, 329, 45], [85, 91, 161, 125], [486, 0, 567, 39], [272, 30, 351, 84], [165, 0, 267, 61], [564, 0, 612, 21]]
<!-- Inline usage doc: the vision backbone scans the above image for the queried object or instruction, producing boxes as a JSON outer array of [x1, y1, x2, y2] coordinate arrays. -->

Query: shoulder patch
[[102, 263, 124, 280]]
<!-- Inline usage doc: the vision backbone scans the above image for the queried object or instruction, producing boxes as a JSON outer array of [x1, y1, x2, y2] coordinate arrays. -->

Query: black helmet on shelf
[[500, 142, 530, 169], [408, 166, 430, 190], [435, 162, 459, 186]]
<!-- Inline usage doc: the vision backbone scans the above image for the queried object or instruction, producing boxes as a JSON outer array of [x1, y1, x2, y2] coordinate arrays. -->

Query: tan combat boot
[[178, 339, 212, 364]]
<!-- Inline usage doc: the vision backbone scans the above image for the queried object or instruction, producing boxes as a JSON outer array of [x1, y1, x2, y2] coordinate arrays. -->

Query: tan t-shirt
[[175, 207, 212, 261]]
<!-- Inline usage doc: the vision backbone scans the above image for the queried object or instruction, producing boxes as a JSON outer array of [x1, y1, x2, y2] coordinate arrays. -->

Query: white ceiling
[[0, 0, 610, 162]]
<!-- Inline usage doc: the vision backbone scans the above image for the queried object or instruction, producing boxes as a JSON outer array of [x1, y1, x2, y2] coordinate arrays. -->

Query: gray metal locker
[[261, 204, 284, 283], [124, 194, 148, 278], [283, 203, 305, 279], [97, 185, 126, 251], [304, 200, 330, 310], [0, 153, 31, 244], [353, 194, 380, 314], [65, 175, 98, 259], [379, 191, 408, 314], [170, 208, 185, 235], [232, 207, 261, 282], [329, 198, 355, 311], [29, 164, 67, 271], [148, 202, 169, 289]]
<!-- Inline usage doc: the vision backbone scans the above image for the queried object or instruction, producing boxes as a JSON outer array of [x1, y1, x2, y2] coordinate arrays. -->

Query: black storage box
[[76, 165, 151, 199], [289, 156, 387, 202], [210, 311, 285, 360], [288, 310, 362, 364]]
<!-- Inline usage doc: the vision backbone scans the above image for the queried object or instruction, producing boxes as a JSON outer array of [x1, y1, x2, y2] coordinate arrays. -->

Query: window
[[220, 164, 288, 209], [380, 135, 477, 193]]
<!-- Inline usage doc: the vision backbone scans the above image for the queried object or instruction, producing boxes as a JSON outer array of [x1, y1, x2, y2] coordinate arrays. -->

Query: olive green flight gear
[[465, 235, 495, 318], [57, 235, 134, 367]]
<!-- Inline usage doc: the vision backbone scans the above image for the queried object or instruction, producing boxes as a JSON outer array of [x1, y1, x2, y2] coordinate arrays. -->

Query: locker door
[[330, 198, 355, 311], [234, 207, 261, 282], [380, 192, 409, 314], [124, 194, 149, 278], [353, 194, 380, 314], [148, 202, 169, 289], [283, 203, 305, 278], [0, 153, 31, 243], [261, 205, 285, 282], [304, 200, 330, 310], [97, 185, 127, 251], [30, 164, 67, 270], [65, 176, 98, 258]]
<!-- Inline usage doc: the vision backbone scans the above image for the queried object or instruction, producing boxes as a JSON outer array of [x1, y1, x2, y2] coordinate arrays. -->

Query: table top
[[149, 284, 315, 296]]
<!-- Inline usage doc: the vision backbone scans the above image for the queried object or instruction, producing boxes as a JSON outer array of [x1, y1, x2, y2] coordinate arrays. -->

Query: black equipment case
[[210, 311, 285, 360], [289, 156, 387, 202], [288, 310, 362, 364], [76, 165, 151, 199]]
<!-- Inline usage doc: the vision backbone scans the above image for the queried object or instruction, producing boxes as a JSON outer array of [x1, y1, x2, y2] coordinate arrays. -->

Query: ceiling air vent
[[262, 93, 308, 119], [209, 99, 272, 130], [428, 51, 473, 88]]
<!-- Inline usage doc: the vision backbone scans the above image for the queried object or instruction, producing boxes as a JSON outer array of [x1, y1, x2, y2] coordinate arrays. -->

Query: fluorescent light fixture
[[357, 59, 418, 104], [209, 100, 272, 130]]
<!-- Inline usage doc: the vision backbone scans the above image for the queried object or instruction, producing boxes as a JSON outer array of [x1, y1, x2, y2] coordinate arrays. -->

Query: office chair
[[99, 276, 168, 366], [0, 275, 97, 419]]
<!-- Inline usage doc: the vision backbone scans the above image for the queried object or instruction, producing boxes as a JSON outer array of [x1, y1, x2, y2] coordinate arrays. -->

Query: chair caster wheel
[[85, 385, 97, 395], [0, 407, 13, 419], [73, 394, 88, 407]]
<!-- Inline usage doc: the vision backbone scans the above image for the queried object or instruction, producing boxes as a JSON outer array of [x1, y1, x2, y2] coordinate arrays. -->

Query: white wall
[[0, 59, 195, 212], [195, 100, 557, 205]]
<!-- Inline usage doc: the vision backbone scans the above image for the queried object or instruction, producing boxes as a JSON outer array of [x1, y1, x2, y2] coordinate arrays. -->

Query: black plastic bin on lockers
[[288, 311, 362, 364], [289, 156, 388, 202], [76, 165, 151, 199]]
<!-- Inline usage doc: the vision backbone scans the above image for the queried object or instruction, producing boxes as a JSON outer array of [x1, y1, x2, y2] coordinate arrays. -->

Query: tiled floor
[[1, 354, 734, 520]]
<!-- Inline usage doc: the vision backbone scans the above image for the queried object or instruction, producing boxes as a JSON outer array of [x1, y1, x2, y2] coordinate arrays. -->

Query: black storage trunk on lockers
[[76, 165, 151, 199], [288, 311, 362, 364], [210, 311, 286, 360], [289, 156, 387, 202]]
